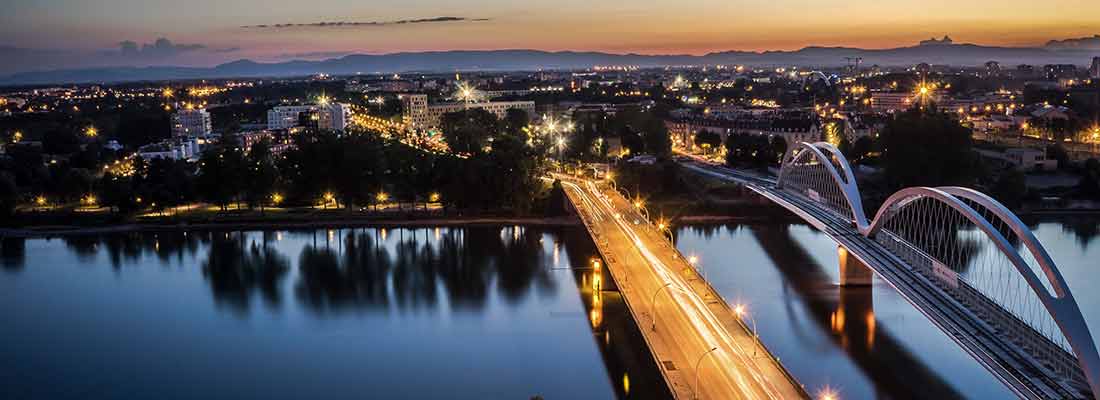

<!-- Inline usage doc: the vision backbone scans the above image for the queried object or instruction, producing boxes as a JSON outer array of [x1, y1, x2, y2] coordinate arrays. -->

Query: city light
[[376, 191, 389, 202], [428, 192, 441, 203], [84, 126, 98, 137], [12, 131, 22, 142], [271, 193, 284, 205], [34, 195, 47, 206]]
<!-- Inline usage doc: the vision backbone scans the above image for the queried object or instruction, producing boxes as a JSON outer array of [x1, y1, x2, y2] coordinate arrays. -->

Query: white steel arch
[[865, 186, 1100, 396], [778, 142, 869, 231]]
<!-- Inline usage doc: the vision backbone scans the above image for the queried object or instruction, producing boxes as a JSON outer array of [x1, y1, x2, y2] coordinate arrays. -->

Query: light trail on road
[[560, 176, 805, 399]]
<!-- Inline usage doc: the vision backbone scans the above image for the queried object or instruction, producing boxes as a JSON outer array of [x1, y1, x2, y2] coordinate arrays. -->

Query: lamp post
[[656, 218, 674, 245], [735, 304, 759, 357], [650, 282, 674, 332], [694, 347, 719, 400]]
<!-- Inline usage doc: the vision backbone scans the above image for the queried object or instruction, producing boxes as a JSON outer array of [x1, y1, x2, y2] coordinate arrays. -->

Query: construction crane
[[844, 57, 863, 71]]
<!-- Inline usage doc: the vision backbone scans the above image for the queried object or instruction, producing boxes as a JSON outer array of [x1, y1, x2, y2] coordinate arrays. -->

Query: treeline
[[105, 127, 549, 215], [723, 133, 787, 167], [1, 109, 551, 218]]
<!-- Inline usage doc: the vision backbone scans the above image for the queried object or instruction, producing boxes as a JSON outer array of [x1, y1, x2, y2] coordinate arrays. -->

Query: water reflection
[[1, 226, 671, 400], [202, 232, 289, 314], [558, 226, 673, 400], [750, 224, 963, 399], [1, 237, 24, 271]]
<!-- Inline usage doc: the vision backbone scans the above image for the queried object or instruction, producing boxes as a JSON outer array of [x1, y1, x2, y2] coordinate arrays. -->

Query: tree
[[990, 169, 1027, 210], [1046, 144, 1070, 170], [641, 117, 671, 157], [1078, 158, 1100, 199], [694, 131, 722, 152], [42, 128, 81, 155], [99, 173, 137, 214], [59, 168, 95, 202], [502, 109, 530, 136], [197, 147, 246, 210], [244, 141, 279, 212], [0, 172, 17, 219], [851, 136, 874, 163], [880, 108, 978, 188], [440, 108, 499, 155]]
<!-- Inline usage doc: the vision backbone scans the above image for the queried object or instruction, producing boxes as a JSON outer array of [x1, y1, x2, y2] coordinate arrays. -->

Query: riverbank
[[0, 216, 587, 238], [0, 213, 789, 238]]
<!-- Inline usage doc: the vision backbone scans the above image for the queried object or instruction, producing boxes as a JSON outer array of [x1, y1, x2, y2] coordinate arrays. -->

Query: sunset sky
[[1, 0, 1098, 70]]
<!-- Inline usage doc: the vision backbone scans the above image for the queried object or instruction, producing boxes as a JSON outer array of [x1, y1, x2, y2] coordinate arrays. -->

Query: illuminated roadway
[[557, 174, 808, 400]]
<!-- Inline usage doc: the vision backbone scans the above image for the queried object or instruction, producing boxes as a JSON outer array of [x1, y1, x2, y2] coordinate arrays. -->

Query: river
[[1, 217, 1097, 399]]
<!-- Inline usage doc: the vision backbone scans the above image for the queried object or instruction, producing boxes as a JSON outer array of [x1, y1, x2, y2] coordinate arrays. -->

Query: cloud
[[1044, 34, 1100, 50], [117, 38, 206, 58], [277, 51, 352, 59], [242, 16, 489, 29]]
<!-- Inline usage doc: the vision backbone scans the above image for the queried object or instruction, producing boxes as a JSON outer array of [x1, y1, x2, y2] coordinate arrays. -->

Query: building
[[136, 137, 206, 161], [870, 92, 916, 113], [268, 105, 316, 130], [235, 130, 293, 155], [666, 111, 822, 150], [401, 94, 536, 130], [324, 102, 350, 132], [1090, 57, 1100, 79], [266, 103, 351, 131], [1044, 64, 1077, 80], [400, 94, 430, 128], [171, 108, 212, 137]]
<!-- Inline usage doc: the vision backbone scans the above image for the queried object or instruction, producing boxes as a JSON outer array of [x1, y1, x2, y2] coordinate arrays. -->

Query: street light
[[735, 304, 759, 356], [376, 191, 389, 210], [84, 126, 98, 137], [271, 193, 284, 206], [694, 347, 720, 400], [656, 217, 674, 244], [82, 194, 97, 208], [650, 282, 674, 332], [322, 192, 335, 209]]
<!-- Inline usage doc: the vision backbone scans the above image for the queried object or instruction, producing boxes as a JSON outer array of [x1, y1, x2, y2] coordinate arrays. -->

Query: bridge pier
[[838, 246, 873, 286]]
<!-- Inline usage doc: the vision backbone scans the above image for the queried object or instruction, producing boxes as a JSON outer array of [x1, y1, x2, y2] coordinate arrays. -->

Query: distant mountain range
[[3, 42, 1100, 86]]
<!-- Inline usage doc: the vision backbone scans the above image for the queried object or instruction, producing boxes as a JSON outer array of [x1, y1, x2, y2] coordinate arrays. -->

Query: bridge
[[557, 176, 809, 399], [680, 142, 1100, 400]]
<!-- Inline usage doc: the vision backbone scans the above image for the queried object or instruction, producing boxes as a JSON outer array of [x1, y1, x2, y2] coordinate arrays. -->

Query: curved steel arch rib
[[864, 186, 1100, 397], [778, 142, 869, 230]]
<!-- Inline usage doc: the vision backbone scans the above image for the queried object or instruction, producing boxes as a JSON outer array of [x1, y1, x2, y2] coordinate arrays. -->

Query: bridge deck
[[681, 161, 1090, 400], [558, 175, 808, 400]]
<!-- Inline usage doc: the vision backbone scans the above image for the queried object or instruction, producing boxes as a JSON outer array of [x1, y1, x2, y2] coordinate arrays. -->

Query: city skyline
[[2, 0, 1099, 74]]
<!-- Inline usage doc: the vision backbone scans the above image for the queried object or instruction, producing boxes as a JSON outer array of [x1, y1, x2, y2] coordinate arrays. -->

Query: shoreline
[[0, 214, 779, 238], [0, 216, 582, 238]]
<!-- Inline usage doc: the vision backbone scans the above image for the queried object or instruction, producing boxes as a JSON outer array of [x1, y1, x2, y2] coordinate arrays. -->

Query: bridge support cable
[[777, 142, 868, 230], [865, 187, 1100, 397]]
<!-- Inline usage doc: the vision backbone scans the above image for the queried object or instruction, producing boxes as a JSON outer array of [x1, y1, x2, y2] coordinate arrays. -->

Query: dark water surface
[[2, 217, 1097, 400], [0, 227, 667, 400]]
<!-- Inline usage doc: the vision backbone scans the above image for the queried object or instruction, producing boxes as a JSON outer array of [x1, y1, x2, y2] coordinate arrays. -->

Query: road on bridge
[[557, 175, 808, 400]]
